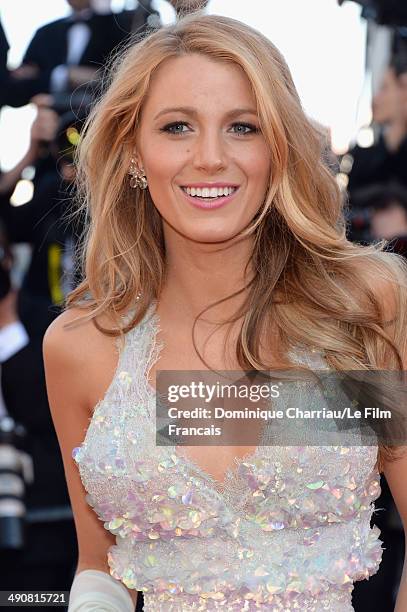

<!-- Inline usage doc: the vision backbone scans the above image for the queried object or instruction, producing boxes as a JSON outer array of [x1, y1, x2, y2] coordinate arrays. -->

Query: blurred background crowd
[[0, 1, 406, 610]]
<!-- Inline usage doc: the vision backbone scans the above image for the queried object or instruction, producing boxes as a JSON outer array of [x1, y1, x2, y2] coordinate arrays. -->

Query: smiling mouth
[[180, 186, 239, 200], [178, 185, 240, 210]]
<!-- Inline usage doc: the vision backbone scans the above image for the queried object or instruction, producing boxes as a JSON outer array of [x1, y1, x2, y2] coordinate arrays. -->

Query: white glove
[[68, 569, 135, 611]]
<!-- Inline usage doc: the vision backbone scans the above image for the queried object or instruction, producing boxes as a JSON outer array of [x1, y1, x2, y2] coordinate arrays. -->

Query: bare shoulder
[[43, 306, 120, 415], [43, 306, 114, 355]]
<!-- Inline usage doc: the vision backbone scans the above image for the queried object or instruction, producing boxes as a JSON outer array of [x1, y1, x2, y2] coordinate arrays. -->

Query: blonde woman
[[43, 13, 407, 612]]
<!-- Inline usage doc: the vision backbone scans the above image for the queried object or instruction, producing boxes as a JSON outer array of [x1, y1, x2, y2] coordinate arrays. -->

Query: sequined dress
[[72, 304, 383, 611]]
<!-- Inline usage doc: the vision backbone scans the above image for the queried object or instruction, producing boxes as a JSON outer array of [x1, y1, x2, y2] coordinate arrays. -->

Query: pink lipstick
[[179, 185, 239, 210]]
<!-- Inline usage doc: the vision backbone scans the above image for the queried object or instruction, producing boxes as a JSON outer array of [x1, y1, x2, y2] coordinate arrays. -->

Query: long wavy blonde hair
[[65, 12, 407, 469]]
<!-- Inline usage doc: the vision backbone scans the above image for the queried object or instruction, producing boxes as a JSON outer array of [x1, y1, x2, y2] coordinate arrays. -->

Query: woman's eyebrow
[[153, 106, 258, 120]]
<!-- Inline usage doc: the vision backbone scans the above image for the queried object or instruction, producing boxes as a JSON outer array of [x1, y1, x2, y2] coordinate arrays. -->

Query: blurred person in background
[[1, 1, 160, 110], [0, 103, 84, 338], [0, 217, 76, 604], [0, 19, 45, 109], [8, 0, 131, 108], [347, 62, 407, 196], [369, 183, 407, 245], [0, 106, 87, 602], [372, 64, 407, 153], [0, 4, 162, 600]]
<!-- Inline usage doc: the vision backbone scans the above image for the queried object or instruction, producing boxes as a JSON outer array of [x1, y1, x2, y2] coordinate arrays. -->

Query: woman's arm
[[43, 308, 138, 610], [384, 453, 407, 611], [366, 267, 407, 610]]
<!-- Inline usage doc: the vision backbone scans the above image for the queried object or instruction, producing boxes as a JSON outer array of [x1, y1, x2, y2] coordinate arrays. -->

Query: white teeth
[[183, 186, 236, 198]]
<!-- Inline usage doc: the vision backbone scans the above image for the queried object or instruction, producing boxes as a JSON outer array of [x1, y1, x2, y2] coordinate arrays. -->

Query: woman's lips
[[179, 186, 239, 210]]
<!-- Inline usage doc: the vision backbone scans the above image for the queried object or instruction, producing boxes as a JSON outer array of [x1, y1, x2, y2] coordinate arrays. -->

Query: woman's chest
[[76, 405, 381, 538], [147, 326, 288, 484]]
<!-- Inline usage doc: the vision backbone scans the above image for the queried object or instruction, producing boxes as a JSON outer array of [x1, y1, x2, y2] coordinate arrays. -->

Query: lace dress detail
[[72, 304, 383, 611]]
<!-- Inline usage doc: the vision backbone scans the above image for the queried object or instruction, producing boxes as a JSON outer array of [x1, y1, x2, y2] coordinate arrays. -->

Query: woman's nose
[[192, 130, 227, 173]]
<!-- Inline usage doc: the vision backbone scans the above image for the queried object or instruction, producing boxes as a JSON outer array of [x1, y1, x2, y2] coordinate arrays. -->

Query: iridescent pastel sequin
[[72, 304, 383, 610]]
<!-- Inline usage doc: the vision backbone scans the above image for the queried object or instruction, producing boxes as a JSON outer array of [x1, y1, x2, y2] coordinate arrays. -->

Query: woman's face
[[370, 202, 407, 240], [372, 68, 403, 124], [134, 53, 271, 244]]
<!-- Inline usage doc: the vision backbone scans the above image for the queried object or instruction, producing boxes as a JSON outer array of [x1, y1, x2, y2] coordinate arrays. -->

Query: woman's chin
[[163, 217, 245, 244], [180, 226, 244, 244]]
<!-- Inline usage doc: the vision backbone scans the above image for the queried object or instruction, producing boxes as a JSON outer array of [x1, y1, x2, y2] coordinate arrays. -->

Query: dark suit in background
[[22, 12, 128, 83], [0, 21, 9, 103], [348, 134, 407, 198], [0, 20, 51, 109]]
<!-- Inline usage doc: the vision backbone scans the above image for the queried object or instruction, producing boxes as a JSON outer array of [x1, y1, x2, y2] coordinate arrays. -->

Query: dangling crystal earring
[[129, 158, 148, 189]]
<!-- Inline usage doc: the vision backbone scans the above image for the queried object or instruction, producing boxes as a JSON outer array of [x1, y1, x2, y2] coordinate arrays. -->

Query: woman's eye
[[161, 122, 189, 135], [160, 121, 259, 136], [230, 123, 259, 135]]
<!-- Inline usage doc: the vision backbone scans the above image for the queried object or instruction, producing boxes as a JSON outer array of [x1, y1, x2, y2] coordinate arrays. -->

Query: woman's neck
[[159, 233, 255, 323]]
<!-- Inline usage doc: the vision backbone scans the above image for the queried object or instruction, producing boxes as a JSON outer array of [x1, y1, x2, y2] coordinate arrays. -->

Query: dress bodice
[[72, 304, 383, 611]]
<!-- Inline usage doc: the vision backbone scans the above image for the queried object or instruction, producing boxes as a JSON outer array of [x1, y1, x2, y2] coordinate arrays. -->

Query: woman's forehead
[[142, 55, 256, 113]]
